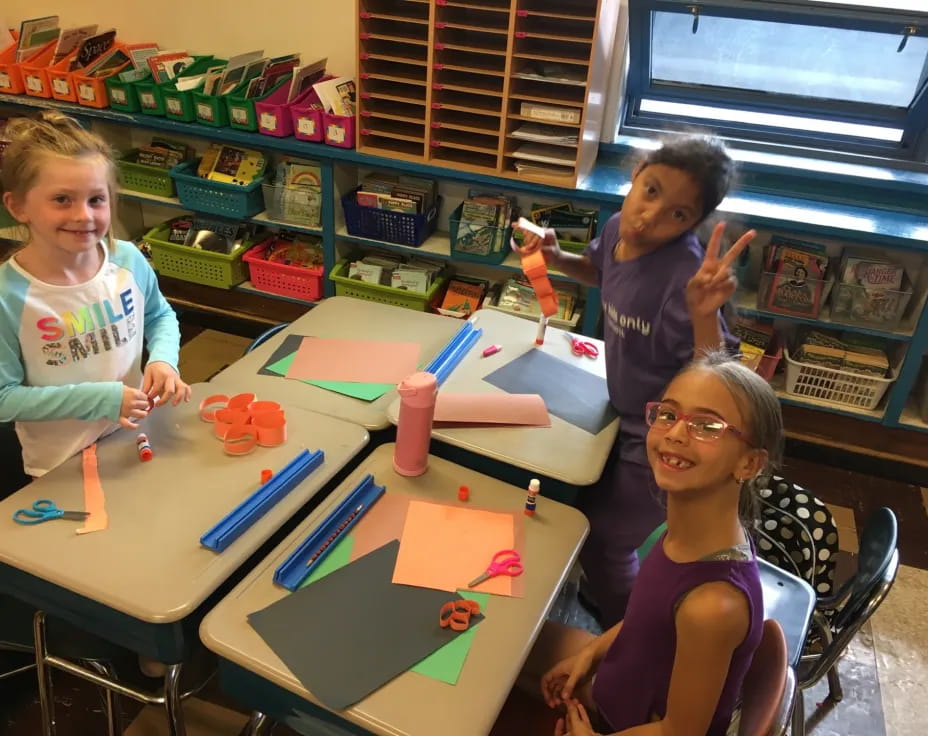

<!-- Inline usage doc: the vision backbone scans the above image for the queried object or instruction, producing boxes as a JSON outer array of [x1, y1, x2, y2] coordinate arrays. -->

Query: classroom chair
[[791, 507, 898, 736], [246, 322, 290, 354], [737, 619, 795, 736], [0, 421, 30, 500]]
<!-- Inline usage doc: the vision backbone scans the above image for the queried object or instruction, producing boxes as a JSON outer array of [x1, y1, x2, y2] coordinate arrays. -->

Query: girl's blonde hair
[[1, 110, 118, 249]]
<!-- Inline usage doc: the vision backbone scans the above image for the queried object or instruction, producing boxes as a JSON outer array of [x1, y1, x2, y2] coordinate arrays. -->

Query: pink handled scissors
[[467, 549, 524, 588], [564, 332, 599, 359]]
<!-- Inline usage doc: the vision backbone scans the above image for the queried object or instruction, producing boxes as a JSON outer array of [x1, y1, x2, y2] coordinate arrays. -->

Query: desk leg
[[32, 611, 55, 736], [244, 711, 273, 735], [164, 663, 187, 736], [85, 659, 123, 736]]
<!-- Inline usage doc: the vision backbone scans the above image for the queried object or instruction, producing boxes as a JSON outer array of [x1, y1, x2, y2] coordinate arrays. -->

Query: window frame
[[624, 0, 928, 161]]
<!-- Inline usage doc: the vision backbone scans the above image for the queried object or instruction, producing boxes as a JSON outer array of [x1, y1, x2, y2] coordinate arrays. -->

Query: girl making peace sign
[[513, 136, 755, 627]]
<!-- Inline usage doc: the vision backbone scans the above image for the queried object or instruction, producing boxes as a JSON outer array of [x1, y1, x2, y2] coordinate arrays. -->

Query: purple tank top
[[591, 536, 763, 735]]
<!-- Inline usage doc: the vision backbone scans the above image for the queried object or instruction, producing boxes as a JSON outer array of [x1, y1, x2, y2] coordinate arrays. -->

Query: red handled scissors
[[467, 549, 524, 589], [565, 332, 599, 359]]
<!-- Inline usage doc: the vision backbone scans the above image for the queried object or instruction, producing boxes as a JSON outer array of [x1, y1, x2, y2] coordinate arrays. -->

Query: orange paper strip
[[434, 393, 550, 427], [392, 500, 516, 596], [77, 444, 108, 535]]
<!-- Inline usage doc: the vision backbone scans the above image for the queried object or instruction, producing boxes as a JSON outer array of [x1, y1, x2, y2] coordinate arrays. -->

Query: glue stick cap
[[529, 479, 540, 493]]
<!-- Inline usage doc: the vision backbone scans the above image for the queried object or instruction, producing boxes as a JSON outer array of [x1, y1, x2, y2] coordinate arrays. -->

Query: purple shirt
[[591, 537, 764, 735], [585, 214, 737, 465]]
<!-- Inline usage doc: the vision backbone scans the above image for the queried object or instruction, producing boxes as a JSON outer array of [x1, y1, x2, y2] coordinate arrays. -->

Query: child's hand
[[686, 222, 755, 319], [511, 222, 562, 266], [541, 647, 596, 708], [554, 700, 597, 736], [120, 386, 150, 429], [142, 361, 192, 407]]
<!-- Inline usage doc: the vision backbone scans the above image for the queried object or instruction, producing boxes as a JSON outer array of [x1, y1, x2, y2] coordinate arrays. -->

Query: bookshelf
[[356, 0, 618, 187]]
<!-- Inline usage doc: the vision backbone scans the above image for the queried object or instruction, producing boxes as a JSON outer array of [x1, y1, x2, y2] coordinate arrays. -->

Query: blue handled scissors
[[13, 499, 89, 525]]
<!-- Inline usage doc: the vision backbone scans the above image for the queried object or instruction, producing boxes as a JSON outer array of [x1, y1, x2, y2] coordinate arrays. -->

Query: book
[[439, 278, 486, 317], [518, 102, 581, 124], [84, 49, 131, 78], [206, 145, 266, 185], [288, 58, 327, 102], [16, 16, 59, 63], [147, 51, 195, 83], [52, 25, 97, 65], [216, 49, 265, 96], [128, 44, 160, 70], [71, 29, 115, 71], [764, 237, 829, 316], [313, 76, 356, 115], [277, 158, 321, 189]]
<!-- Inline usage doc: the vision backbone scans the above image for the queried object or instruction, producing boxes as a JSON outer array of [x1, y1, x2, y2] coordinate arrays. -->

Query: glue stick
[[525, 478, 540, 516], [535, 314, 547, 346], [136, 433, 153, 462]]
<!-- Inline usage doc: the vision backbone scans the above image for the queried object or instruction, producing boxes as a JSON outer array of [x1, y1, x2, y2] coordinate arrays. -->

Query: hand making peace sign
[[685, 222, 756, 319]]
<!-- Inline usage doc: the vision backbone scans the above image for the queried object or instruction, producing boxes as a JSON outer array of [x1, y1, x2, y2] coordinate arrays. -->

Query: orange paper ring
[[199, 394, 229, 422], [227, 393, 257, 411], [213, 408, 252, 439], [249, 400, 281, 414], [253, 410, 287, 447], [223, 426, 258, 456]]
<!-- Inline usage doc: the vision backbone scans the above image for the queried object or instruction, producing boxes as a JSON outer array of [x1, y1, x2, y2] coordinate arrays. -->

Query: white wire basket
[[783, 348, 895, 411]]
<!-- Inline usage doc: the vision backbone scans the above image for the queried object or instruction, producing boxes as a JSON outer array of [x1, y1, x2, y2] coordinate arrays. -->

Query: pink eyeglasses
[[645, 402, 750, 443]]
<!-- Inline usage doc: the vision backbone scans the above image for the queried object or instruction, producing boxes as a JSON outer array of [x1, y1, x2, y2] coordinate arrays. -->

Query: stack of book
[[197, 143, 266, 186], [831, 249, 911, 326], [732, 318, 777, 373], [128, 136, 191, 169], [163, 215, 257, 256], [347, 251, 444, 294], [356, 173, 437, 214], [761, 236, 830, 317], [438, 277, 489, 318], [453, 192, 514, 258], [515, 202, 598, 254], [14, 15, 60, 63], [794, 329, 890, 378], [267, 158, 322, 225], [496, 278, 579, 321]]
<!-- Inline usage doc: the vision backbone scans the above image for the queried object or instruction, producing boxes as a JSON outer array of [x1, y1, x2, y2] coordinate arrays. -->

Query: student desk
[[386, 309, 619, 489], [0, 383, 368, 735], [199, 444, 590, 736], [210, 296, 461, 431]]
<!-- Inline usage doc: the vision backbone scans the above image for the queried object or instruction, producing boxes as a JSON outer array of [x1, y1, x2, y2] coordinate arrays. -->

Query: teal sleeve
[[0, 264, 124, 422], [118, 241, 181, 370]]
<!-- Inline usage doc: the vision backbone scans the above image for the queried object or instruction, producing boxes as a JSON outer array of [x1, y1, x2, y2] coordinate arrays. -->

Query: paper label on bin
[[78, 83, 94, 100], [297, 118, 316, 136], [26, 75, 42, 92], [140, 92, 155, 108], [0, 72, 10, 89], [260, 112, 277, 131], [196, 102, 213, 121], [167, 98, 181, 114], [111, 88, 126, 104], [231, 107, 247, 125], [327, 123, 346, 143], [52, 78, 69, 95]]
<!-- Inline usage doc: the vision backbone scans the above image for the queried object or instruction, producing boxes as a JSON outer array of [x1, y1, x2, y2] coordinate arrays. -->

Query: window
[[623, 1, 928, 161]]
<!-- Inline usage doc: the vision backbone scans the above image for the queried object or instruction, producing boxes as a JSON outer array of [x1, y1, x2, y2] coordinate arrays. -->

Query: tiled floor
[[2, 328, 926, 735]]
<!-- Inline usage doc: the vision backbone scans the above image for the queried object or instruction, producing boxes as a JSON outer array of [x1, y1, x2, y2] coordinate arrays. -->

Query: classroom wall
[[0, 1, 357, 78]]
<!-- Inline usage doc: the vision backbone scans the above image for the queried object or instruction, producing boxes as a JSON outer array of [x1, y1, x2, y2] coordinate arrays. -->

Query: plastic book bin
[[135, 56, 217, 117], [288, 74, 334, 142], [22, 47, 76, 99], [341, 189, 440, 247], [227, 75, 292, 133], [170, 160, 265, 219], [448, 203, 512, 265], [329, 259, 448, 312], [117, 150, 177, 198], [74, 43, 142, 109], [243, 238, 324, 302], [16, 42, 58, 97], [326, 111, 356, 148], [192, 88, 231, 127], [0, 35, 57, 96], [143, 220, 253, 289], [47, 51, 87, 103], [106, 71, 147, 112], [256, 85, 311, 138]]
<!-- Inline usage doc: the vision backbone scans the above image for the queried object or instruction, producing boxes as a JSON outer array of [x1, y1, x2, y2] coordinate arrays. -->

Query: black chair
[[791, 507, 899, 736], [246, 322, 290, 354], [0, 422, 29, 500]]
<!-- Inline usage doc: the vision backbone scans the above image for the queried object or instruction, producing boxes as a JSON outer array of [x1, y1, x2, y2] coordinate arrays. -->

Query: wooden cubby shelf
[[356, 0, 618, 187]]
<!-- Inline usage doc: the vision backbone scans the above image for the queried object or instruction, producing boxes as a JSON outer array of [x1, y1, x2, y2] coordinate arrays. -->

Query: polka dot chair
[[754, 476, 839, 599]]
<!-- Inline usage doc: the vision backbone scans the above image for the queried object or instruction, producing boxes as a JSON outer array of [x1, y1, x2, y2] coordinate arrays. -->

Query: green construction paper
[[266, 352, 392, 402], [295, 538, 487, 686], [411, 590, 490, 685], [299, 536, 355, 587]]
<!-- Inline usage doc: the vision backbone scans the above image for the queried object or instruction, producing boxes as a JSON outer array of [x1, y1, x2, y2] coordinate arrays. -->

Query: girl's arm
[[127, 245, 181, 369], [549, 251, 599, 288], [608, 582, 751, 736]]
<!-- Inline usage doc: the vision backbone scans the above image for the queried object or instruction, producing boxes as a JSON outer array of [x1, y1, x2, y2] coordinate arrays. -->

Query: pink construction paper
[[393, 500, 518, 597], [285, 337, 421, 384], [434, 393, 550, 427]]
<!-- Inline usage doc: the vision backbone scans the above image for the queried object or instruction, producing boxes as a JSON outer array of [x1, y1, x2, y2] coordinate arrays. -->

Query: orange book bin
[[0, 32, 58, 96], [22, 47, 77, 99], [73, 43, 148, 109]]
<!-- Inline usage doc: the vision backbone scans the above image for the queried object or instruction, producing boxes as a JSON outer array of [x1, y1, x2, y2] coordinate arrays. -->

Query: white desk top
[[210, 297, 461, 432], [200, 444, 589, 736], [387, 309, 619, 486], [0, 383, 368, 624]]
